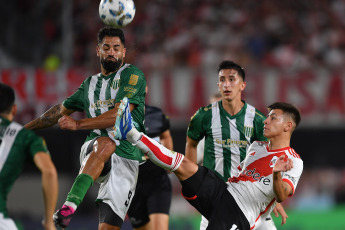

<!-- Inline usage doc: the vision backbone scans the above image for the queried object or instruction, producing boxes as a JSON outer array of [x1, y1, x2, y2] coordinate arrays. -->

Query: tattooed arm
[[272, 155, 293, 203], [25, 104, 75, 130]]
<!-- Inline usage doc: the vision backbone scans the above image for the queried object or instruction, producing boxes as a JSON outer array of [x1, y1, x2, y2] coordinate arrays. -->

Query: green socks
[[65, 173, 94, 208]]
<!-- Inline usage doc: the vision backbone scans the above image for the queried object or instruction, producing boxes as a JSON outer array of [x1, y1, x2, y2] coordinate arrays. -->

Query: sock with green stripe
[[64, 173, 94, 210]]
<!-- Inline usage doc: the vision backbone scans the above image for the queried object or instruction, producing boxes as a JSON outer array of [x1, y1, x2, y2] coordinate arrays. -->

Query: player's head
[[218, 60, 245, 81], [217, 60, 246, 102], [264, 102, 301, 138], [0, 83, 17, 119], [96, 27, 126, 74]]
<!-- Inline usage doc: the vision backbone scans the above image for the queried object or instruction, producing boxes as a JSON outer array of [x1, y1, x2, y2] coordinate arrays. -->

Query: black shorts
[[127, 161, 172, 228], [182, 167, 250, 230], [98, 201, 123, 227]]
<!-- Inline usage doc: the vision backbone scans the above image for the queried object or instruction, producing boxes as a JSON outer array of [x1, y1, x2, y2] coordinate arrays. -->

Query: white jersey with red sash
[[227, 141, 303, 229]]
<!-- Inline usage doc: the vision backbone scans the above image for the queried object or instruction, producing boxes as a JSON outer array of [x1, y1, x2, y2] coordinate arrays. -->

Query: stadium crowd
[[1, 0, 345, 72]]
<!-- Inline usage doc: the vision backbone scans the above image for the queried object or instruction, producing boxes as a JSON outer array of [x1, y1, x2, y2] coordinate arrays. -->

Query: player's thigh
[[127, 185, 150, 228], [79, 137, 112, 182], [97, 154, 139, 223], [147, 213, 169, 230], [147, 174, 172, 214], [98, 201, 123, 229]]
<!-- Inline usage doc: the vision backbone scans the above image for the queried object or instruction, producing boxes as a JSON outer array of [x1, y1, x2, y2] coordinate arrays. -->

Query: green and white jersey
[[187, 101, 267, 181], [0, 117, 49, 217], [63, 63, 146, 161]]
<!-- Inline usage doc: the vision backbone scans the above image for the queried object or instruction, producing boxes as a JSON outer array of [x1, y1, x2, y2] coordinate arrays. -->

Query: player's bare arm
[[160, 129, 173, 149], [63, 103, 136, 131], [272, 155, 293, 202], [185, 137, 199, 163], [25, 104, 74, 130], [34, 152, 58, 230]]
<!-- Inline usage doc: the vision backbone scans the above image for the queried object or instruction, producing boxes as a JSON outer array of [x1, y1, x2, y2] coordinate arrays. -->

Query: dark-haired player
[[186, 60, 285, 229], [115, 98, 303, 230], [0, 83, 58, 230], [25, 27, 146, 230]]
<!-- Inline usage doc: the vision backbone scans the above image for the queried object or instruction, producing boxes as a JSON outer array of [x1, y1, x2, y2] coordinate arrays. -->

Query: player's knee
[[93, 137, 116, 160]]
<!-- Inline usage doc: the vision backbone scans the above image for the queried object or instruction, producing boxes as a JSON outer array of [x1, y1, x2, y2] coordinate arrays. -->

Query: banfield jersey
[[227, 141, 303, 229]]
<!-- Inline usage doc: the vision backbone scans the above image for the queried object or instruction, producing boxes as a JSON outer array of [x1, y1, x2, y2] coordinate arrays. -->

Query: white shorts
[[80, 139, 139, 221], [200, 214, 277, 230], [0, 213, 17, 230]]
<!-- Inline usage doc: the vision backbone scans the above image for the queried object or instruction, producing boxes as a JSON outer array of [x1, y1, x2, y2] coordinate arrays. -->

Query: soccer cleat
[[113, 97, 133, 140], [53, 205, 75, 228]]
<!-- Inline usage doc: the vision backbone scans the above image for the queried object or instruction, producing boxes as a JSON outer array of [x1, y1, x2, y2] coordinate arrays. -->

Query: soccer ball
[[99, 0, 136, 28]]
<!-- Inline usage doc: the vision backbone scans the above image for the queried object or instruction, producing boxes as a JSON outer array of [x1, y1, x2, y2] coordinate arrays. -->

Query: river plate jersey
[[227, 141, 303, 229], [63, 64, 146, 161], [0, 117, 49, 217], [187, 101, 267, 181]]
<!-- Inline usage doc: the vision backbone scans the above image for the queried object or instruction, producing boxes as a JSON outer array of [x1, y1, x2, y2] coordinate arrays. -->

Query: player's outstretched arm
[[272, 155, 293, 203], [34, 152, 59, 230], [25, 104, 74, 130]]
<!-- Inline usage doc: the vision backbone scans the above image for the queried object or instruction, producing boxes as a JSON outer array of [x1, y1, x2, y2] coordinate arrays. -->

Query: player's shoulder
[[250, 140, 269, 149], [7, 121, 36, 140], [287, 147, 302, 160], [123, 64, 144, 76], [194, 102, 214, 118], [245, 102, 266, 119], [145, 104, 163, 114]]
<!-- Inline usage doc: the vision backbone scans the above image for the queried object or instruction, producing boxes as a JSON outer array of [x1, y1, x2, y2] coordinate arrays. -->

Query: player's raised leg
[[113, 97, 184, 172]]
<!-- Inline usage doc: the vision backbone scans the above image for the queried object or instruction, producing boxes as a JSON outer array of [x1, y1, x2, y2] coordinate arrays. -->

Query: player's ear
[[12, 104, 17, 117], [123, 47, 126, 58], [96, 45, 100, 57], [241, 81, 247, 91], [284, 121, 293, 132]]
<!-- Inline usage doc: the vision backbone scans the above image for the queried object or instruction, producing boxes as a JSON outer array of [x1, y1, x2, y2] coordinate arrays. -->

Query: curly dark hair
[[97, 26, 126, 45]]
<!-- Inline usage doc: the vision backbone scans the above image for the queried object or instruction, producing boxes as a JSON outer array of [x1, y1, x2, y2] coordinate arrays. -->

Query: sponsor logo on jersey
[[129, 74, 139, 85], [90, 99, 115, 110], [215, 138, 248, 148], [244, 126, 253, 137], [269, 156, 279, 168], [110, 79, 120, 90], [240, 167, 271, 185], [124, 86, 137, 93], [284, 174, 296, 184], [250, 151, 256, 156]]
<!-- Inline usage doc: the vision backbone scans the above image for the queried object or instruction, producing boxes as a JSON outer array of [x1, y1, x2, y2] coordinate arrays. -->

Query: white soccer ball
[[99, 0, 136, 28]]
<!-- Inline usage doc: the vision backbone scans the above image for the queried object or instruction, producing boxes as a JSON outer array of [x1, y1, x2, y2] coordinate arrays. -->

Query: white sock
[[136, 134, 184, 171], [125, 127, 184, 171]]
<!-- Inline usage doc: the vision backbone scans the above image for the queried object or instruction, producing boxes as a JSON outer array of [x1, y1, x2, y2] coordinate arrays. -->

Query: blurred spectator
[[1, 0, 345, 71]]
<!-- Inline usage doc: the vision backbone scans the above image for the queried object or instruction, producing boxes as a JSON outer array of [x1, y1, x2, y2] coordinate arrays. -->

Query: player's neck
[[0, 113, 13, 122], [221, 98, 244, 116], [268, 136, 290, 150]]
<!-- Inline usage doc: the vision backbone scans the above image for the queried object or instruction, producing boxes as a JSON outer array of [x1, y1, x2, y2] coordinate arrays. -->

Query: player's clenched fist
[[58, 115, 77, 130], [273, 155, 294, 172]]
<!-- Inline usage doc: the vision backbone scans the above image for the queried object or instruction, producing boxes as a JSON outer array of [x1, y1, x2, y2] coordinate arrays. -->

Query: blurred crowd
[[1, 0, 345, 72]]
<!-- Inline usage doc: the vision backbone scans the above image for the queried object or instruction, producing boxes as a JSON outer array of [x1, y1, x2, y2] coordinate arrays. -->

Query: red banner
[[1, 68, 344, 127]]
